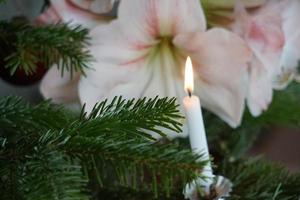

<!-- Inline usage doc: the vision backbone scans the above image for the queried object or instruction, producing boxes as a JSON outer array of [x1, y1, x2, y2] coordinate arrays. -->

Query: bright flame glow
[[184, 56, 194, 94]]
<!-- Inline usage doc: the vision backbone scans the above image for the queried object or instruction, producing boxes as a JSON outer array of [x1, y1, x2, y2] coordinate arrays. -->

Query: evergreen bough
[[1, 93, 300, 199], [0, 96, 207, 199], [0, 21, 91, 76]]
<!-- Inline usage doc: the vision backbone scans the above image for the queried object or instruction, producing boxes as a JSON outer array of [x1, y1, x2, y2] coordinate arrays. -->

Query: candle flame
[[184, 56, 194, 95]]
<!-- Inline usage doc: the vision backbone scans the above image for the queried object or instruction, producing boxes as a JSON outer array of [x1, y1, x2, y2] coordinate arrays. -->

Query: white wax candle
[[183, 95, 213, 182], [183, 57, 214, 198]]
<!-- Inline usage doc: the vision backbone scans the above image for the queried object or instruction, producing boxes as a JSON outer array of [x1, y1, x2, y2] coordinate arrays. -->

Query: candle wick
[[188, 89, 192, 98]]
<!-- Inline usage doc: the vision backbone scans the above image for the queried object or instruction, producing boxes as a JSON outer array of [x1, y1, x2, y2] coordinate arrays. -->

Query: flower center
[[147, 36, 181, 68], [143, 36, 184, 95]]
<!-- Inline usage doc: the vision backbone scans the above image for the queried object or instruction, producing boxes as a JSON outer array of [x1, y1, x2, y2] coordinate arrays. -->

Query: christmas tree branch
[[0, 96, 80, 199], [219, 158, 300, 200], [41, 130, 206, 198], [23, 148, 89, 200], [0, 21, 92, 76], [0, 96, 74, 135], [80, 96, 183, 140], [96, 157, 300, 200], [0, 96, 206, 199], [37, 96, 205, 197], [0, 149, 24, 200]]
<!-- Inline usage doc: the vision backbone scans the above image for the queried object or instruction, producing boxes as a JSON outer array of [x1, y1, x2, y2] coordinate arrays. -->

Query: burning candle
[[183, 57, 213, 195]]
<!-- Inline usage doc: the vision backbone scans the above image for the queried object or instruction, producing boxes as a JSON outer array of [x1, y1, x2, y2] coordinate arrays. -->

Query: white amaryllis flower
[[229, 0, 300, 116], [77, 0, 251, 134], [39, 0, 115, 105]]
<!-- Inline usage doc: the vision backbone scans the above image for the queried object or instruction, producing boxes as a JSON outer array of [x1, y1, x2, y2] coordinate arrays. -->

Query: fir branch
[[50, 132, 206, 198], [96, 186, 184, 200], [97, 158, 300, 200], [218, 158, 300, 200], [0, 96, 74, 135], [0, 96, 207, 199], [37, 96, 205, 197], [0, 96, 80, 199], [1, 93, 300, 199], [0, 151, 24, 200], [23, 148, 89, 200], [80, 96, 183, 140], [0, 21, 92, 76]]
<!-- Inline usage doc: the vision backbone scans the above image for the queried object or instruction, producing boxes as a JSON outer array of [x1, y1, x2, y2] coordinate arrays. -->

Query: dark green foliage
[[22, 150, 89, 200], [219, 158, 300, 200], [93, 158, 300, 200], [0, 96, 207, 199], [0, 96, 81, 200], [1, 92, 300, 199], [0, 96, 73, 133], [252, 83, 300, 127], [0, 21, 91, 76], [80, 96, 183, 140]]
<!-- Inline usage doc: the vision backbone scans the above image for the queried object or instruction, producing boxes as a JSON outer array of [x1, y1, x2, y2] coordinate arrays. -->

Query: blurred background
[[1, 0, 299, 173]]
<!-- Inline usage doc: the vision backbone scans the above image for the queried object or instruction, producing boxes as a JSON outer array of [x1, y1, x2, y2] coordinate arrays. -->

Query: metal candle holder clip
[[184, 175, 233, 200], [205, 176, 233, 200]]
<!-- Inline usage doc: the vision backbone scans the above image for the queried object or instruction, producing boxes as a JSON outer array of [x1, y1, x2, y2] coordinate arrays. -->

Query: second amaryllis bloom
[[229, 0, 300, 116], [77, 0, 251, 136]]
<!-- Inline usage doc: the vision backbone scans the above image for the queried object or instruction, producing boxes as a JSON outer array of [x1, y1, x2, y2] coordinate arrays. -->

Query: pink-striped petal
[[174, 28, 251, 127]]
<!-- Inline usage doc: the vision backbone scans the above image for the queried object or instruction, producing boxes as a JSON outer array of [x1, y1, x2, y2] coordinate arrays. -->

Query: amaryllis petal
[[69, 0, 115, 14], [88, 21, 150, 66], [174, 28, 251, 127], [50, 0, 113, 28], [40, 67, 80, 104], [279, 0, 300, 75], [246, 1, 285, 81], [247, 59, 273, 116], [117, 0, 206, 45], [229, 1, 289, 116], [34, 6, 61, 25]]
